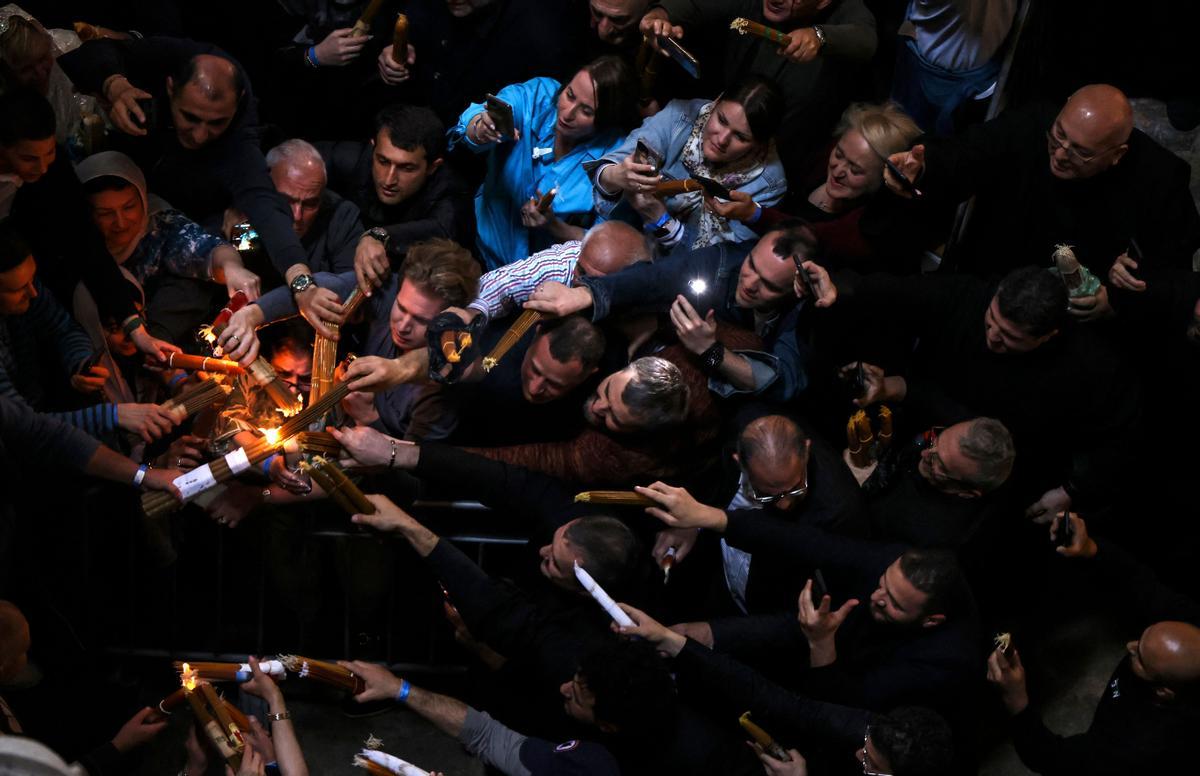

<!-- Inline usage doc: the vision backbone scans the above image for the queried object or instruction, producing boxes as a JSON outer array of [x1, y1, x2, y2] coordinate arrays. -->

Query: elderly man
[[888, 83, 1200, 320], [58, 40, 344, 338], [230, 138, 363, 278], [588, 0, 651, 48]]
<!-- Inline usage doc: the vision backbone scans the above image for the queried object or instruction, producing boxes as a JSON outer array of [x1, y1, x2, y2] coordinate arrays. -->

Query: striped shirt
[[468, 240, 581, 320]]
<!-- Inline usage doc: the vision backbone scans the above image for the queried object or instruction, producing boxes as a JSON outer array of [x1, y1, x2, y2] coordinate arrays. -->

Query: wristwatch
[[364, 227, 390, 247], [289, 273, 317, 296], [700, 342, 725, 374], [812, 25, 826, 50]]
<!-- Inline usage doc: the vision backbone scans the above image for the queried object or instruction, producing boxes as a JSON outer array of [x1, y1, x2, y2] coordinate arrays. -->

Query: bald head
[[738, 415, 804, 466], [1137, 621, 1200, 689], [736, 415, 811, 510], [1049, 84, 1132, 180], [167, 54, 243, 150], [576, 221, 653, 280]]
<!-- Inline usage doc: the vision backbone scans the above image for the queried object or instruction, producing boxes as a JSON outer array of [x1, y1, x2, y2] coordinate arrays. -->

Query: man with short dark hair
[[316, 103, 475, 297]]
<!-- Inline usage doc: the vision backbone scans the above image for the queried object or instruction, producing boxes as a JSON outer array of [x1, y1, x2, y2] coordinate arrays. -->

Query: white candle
[[574, 561, 634, 627]]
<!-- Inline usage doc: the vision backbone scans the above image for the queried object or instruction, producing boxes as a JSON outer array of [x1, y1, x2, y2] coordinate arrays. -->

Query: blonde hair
[[0, 15, 51, 69], [401, 238, 481, 308], [835, 101, 922, 158]]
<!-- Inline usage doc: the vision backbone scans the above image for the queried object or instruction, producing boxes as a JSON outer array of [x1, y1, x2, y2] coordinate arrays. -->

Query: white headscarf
[[75, 150, 152, 265]]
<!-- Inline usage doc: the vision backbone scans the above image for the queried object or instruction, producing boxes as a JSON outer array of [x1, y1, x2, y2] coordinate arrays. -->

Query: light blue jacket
[[590, 98, 788, 248], [450, 77, 625, 270]]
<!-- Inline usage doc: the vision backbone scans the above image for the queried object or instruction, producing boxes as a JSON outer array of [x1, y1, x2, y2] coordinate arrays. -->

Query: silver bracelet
[[389, 438, 397, 469], [267, 709, 290, 722]]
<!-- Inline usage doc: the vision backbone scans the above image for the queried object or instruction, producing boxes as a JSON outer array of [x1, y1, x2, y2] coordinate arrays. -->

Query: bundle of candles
[[173, 660, 286, 682], [178, 663, 247, 768], [295, 430, 343, 456], [278, 654, 365, 694], [352, 0, 386, 35], [653, 179, 703, 197], [160, 378, 233, 424], [141, 380, 353, 517], [846, 406, 893, 467], [354, 744, 430, 776], [1052, 244, 1101, 297], [536, 187, 557, 213], [729, 17, 791, 46], [391, 14, 408, 63], [574, 561, 635, 627], [311, 287, 368, 406], [574, 490, 655, 506], [204, 292, 302, 415], [300, 455, 376, 516], [481, 309, 542, 372], [165, 352, 244, 375], [738, 712, 792, 761]]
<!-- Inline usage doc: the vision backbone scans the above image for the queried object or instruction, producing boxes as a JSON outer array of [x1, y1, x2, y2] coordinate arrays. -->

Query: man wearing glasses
[[884, 83, 1200, 321]]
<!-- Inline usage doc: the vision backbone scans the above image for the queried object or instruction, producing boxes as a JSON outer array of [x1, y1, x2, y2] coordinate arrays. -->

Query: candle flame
[[197, 325, 217, 345], [181, 662, 198, 691], [260, 427, 281, 446]]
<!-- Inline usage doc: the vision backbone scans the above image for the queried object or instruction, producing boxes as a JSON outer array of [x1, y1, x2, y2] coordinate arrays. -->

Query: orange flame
[[181, 662, 198, 691], [260, 427, 281, 446], [197, 325, 217, 345]]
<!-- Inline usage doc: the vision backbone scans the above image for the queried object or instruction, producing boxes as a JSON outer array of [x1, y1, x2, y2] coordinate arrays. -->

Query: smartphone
[[633, 139, 664, 174], [657, 36, 700, 79], [792, 255, 815, 299], [484, 93, 516, 140], [843, 360, 866, 398], [694, 175, 732, 200], [1054, 510, 1074, 548], [811, 569, 828, 603]]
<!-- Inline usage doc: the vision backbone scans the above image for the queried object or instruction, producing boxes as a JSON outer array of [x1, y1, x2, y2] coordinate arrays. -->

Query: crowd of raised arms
[[1, 1, 1198, 775]]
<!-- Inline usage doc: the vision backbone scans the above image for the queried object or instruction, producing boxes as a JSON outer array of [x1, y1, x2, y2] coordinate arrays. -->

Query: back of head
[[837, 101, 923, 157], [871, 707, 956, 776], [957, 417, 1015, 492], [401, 239, 481, 307], [375, 103, 446, 161], [723, 75, 785, 142], [737, 414, 806, 468], [898, 548, 967, 619], [577, 639, 677, 737], [580, 55, 640, 134], [565, 515, 641, 596], [173, 53, 244, 104], [0, 222, 32, 273], [265, 138, 327, 177], [996, 267, 1068, 337], [579, 221, 653, 274], [623, 356, 689, 431], [539, 315, 607, 373], [0, 86, 55, 146], [771, 223, 820, 263]]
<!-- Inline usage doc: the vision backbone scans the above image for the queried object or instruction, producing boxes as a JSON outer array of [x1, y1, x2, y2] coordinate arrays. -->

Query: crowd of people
[[1, 1, 1199, 775]]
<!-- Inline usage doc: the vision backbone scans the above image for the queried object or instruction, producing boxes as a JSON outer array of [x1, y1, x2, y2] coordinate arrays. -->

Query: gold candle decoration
[[198, 681, 245, 767], [146, 686, 188, 723], [652, 179, 703, 197], [221, 698, 252, 735], [160, 378, 233, 424], [391, 14, 409, 63], [141, 381, 353, 517], [738, 712, 791, 762], [279, 654, 365, 694], [481, 309, 543, 372], [877, 405, 893, 448], [352, 0, 386, 35], [165, 352, 244, 375], [439, 330, 472, 363], [729, 17, 792, 46], [847, 410, 873, 468], [574, 490, 655, 506], [311, 287, 368, 406], [183, 673, 242, 769]]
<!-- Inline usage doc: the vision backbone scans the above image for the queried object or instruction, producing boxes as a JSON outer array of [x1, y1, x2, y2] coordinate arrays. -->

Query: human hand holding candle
[[635, 482, 728, 531], [778, 27, 822, 63], [608, 601, 687, 657], [739, 712, 793, 763], [751, 744, 807, 775], [110, 707, 168, 753], [340, 660, 403, 703], [71, 363, 109, 393], [574, 561, 635, 628], [330, 425, 415, 469], [314, 28, 371, 66]]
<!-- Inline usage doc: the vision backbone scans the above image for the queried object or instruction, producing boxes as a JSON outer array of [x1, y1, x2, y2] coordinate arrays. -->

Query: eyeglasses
[[918, 427, 976, 490], [1044, 127, 1121, 165], [740, 461, 809, 505], [860, 726, 894, 776]]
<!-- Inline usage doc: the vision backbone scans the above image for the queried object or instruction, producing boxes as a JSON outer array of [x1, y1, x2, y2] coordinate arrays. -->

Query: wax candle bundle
[[311, 287, 367, 406], [173, 660, 286, 682], [206, 292, 302, 415], [729, 17, 791, 46], [279, 654, 366, 694], [165, 352, 244, 375], [847, 410, 874, 468], [653, 179, 703, 197], [294, 430, 343, 456], [141, 381, 352, 517], [573, 490, 655, 506], [738, 712, 791, 761], [481, 309, 543, 372], [181, 669, 245, 769], [391, 15, 409, 63], [300, 456, 376, 516], [160, 378, 233, 423]]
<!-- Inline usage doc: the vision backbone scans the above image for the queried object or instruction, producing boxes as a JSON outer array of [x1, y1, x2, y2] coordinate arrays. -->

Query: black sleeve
[[59, 36, 211, 94], [673, 639, 870, 754], [415, 444, 578, 533], [76, 741, 124, 776], [312, 140, 371, 197], [1009, 707, 1137, 776]]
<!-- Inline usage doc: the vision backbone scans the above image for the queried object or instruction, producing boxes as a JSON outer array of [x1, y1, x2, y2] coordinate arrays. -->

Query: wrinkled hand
[[207, 483, 265, 527], [110, 706, 168, 753], [340, 660, 402, 703], [104, 77, 154, 136], [629, 188, 668, 223], [1108, 252, 1146, 292], [611, 602, 687, 657], [797, 578, 859, 644], [653, 527, 699, 565], [635, 481, 727, 531], [130, 327, 181, 363], [355, 234, 391, 296], [705, 190, 757, 221], [779, 27, 822, 63], [1067, 284, 1114, 321], [986, 647, 1029, 715], [838, 361, 887, 408], [638, 9, 684, 49], [796, 260, 837, 307], [71, 364, 109, 393], [1025, 486, 1070, 524], [1050, 511, 1098, 558], [524, 281, 593, 317], [751, 744, 807, 775], [668, 621, 713, 648], [141, 468, 184, 500], [314, 28, 370, 66], [351, 493, 421, 533], [377, 43, 416, 84], [238, 656, 284, 706], [217, 306, 263, 365], [295, 285, 345, 340], [118, 403, 179, 443], [884, 144, 925, 198], [329, 425, 413, 469], [223, 265, 261, 302], [158, 434, 206, 470], [602, 154, 662, 194], [669, 294, 717, 355]]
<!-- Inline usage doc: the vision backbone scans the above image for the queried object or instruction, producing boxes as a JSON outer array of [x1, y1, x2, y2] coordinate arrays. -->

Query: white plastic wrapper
[[354, 750, 429, 776]]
